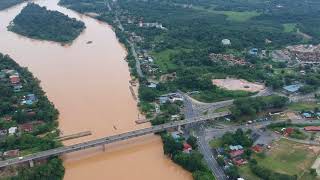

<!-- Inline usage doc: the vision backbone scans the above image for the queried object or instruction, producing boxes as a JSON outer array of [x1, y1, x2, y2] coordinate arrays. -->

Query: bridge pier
[[102, 144, 106, 152], [29, 160, 34, 168]]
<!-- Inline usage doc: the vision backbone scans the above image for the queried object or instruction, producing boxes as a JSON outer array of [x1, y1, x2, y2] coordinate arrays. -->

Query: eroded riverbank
[[0, 0, 191, 179]]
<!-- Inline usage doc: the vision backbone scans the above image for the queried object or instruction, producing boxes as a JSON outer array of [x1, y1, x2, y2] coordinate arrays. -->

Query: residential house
[[183, 143, 192, 153], [229, 145, 243, 151], [283, 84, 302, 94], [0, 129, 7, 136], [147, 82, 158, 88], [159, 96, 169, 104], [221, 39, 231, 46], [171, 131, 181, 140], [229, 149, 244, 158], [302, 112, 313, 119], [3, 115, 12, 122], [3, 149, 20, 158], [8, 127, 17, 135], [19, 123, 34, 133], [304, 126, 320, 131], [13, 84, 23, 92], [9, 75, 20, 85], [249, 48, 258, 55], [26, 94, 37, 105], [251, 144, 264, 153], [232, 157, 247, 166]]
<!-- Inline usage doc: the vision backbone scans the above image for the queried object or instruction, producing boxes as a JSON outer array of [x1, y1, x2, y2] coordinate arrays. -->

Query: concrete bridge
[[0, 112, 230, 168]]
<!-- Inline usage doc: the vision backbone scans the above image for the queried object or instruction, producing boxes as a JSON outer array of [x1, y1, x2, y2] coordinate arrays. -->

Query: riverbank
[[0, 53, 64, 179]]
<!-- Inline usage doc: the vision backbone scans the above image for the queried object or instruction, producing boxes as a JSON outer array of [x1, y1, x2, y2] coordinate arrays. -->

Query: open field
[[239, 165, 261, 180], [283, 23, 297, 33], [216, 10, 260, 22], [212, 78, 265, 92], [192, 6, 260, 22], [255, 139, 319, 177], [288, 102, 320, 112]]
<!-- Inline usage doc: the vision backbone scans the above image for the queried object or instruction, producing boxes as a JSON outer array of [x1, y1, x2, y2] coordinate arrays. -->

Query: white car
[[18, 157, 23, 160]]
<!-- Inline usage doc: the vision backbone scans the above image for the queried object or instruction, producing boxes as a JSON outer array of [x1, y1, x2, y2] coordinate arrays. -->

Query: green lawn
[[217, 10, 260, 22], [209, 138, 222, 148], [192, 6, 260, 22], [213, 106, 231, 113], [151, 48, 189, 73], [254, 139, 318, 176], [283, 23, 297, 33], [288, 102, 320, 112], [239, 165, 261, 180]]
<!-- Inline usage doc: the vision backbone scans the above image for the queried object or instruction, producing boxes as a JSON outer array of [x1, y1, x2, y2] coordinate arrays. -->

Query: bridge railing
[[0, 112, 230, 168]]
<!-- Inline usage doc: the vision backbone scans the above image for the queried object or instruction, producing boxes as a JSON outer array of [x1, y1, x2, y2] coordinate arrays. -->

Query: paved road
[[181, 93, 227, 180], [186, 87, 274, 113], [0, 112, 229, 168], [198, 125, 227, 180], [108, 1, 144, 78]]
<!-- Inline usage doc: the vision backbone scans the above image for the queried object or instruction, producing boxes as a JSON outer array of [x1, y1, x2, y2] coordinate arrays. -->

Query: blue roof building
[[302, 112, 312, 118], [249, 48, 258, 55], [283, 84, 302, 93]]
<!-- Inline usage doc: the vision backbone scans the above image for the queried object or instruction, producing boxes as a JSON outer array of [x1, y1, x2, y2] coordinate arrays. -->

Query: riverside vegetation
[[0, 53, 64, 180]]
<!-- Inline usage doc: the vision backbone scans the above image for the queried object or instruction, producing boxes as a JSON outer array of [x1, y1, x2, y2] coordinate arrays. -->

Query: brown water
[[0, 0, 191, 179]]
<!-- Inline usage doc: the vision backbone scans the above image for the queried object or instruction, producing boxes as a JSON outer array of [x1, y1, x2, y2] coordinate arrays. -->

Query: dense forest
[[0, 53, 64, 179], [0, 0, 25, 10], [9, 3, 85, 43]]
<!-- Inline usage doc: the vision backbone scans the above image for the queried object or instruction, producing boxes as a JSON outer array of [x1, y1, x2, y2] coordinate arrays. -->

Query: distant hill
[[8, 3, 85, 43]]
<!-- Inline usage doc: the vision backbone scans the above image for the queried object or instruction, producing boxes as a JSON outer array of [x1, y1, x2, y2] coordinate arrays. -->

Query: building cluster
[[0, 67, 46, 160], [275, 44, 320, 64], [138, 21, 167, 30], [159, 93, 184, 104], [170, 131, 193, 154], [287, 44, 320, 64], [138, 53, 159, 76], [209, 53, 247, 65], [0, 69, 23, 92]]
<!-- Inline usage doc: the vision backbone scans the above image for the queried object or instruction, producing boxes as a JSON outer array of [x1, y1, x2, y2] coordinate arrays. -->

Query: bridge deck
[[0, 112, 229, 168]]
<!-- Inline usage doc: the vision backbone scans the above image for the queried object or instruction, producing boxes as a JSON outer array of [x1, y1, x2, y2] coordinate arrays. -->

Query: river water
[[0, 0, 191, 179]]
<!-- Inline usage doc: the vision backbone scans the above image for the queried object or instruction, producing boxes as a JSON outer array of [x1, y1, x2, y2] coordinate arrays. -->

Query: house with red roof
[[229, 150, 244, 158], [19, 123, 33, 132], [183, 143, 192, 153], [232, 157, 247, 166], [3, 149, 20, 158], [251, 145, 264, 153], [304, 126, 320, 131], [9, 75, 20, 84], [283, 127, 294, 136]]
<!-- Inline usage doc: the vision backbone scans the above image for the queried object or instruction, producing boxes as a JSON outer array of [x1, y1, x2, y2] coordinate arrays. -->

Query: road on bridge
[[0, 112, 229, 168]]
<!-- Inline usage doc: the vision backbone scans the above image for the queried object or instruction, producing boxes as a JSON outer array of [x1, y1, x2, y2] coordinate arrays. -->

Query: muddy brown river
[[0, 0, 191, 179]]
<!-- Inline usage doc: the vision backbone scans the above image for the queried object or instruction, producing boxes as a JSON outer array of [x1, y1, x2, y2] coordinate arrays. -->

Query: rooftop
[[283, 84, 302, 93]]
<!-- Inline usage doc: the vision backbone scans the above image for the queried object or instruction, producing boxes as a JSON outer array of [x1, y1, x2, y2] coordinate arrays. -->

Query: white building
[[8, 127, 17, 135], [222, 39, 231, 46]]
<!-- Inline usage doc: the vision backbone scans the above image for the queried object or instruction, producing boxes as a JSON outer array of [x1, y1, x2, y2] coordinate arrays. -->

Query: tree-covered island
[[8, 3, 85, 43]]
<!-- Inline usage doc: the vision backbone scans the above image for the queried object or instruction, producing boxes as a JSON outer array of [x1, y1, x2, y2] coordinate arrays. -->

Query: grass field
[[288, 102, 320, 112], [209, 138, 222, 148], [192, 6, 260, 22], [151, 48, 189, 73], [283, 23, 297, 33], [254, 139, 318, 176], [217, 10, 260, 22], [239, 165, 261, 180]]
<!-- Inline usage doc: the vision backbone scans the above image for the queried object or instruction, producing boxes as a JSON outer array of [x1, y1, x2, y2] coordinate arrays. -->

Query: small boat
[[86, 41, 93, 44]]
